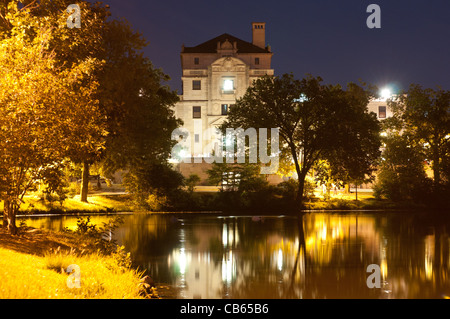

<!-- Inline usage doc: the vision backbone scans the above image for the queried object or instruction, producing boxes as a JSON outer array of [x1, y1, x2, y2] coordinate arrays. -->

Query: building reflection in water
[[22, 212, 450, 299], [158, 213, 450, 299]]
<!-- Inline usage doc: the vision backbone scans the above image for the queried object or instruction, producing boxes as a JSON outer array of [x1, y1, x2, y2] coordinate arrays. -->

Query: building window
[[255, 57, 260, 65], [194, 57, 199, 65], [378, 106, 386, 119], [221, 104, 228, 115], [194, 134, 200, 143], [192, 80, 201, 90], [223, 79, 234, 92], [193, 106, 201, 118]]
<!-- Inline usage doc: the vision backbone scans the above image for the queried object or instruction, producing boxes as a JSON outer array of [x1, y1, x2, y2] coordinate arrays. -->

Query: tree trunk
[[297, 176, 305, 208], [2, 209, 6, 228], [4, 200, 17, 235], [290, 143, 305, 211], [80, 161, 89, 203], [344, 183, 350, 194], [288, 214, 306, 296]]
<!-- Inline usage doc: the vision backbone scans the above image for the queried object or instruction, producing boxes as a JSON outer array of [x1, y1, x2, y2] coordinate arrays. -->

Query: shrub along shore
[[0, 187, 436, 219]]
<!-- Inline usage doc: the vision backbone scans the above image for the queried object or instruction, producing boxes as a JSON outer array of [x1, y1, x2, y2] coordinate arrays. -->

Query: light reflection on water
[[21, 211, 450, 299]]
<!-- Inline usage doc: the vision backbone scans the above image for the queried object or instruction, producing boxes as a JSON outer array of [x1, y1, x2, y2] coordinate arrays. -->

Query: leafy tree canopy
[[224, 73, 381, 209]]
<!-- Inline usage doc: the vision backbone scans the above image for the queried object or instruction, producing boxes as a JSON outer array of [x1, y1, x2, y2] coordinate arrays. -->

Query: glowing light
[[321, 224, 327, 241], [380, 88, 391, 100], [293, 93, 308, 102], [179, 149, 189, 158], [223, 79, 234, 91], [424, 235, 434, 280], [380, 259, 388, 279], [225, 136, 233, 147], [277, 249, 283, 271], [222, 251, 234, 283], [222, 223, 228, 247], [179, 248, 187, 275]]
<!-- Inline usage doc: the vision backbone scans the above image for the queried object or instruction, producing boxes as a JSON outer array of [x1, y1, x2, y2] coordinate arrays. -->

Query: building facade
[[173, 22, 274, 161], [367, 99, 393, 120]]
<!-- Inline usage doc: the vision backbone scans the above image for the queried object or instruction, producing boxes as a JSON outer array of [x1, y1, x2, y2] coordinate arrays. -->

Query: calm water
[[21, 211, 450, 299]]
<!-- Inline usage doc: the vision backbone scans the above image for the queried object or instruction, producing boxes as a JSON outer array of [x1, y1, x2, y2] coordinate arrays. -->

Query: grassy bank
[[302, 192, 418, 211], [0, 185, 425, 219], [0, 227, 146, 299], [1, 194, 135, 216]]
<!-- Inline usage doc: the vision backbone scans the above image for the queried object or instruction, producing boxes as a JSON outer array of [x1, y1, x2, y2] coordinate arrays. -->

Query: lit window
[[379, 106, 386, 119], [192, 80, 201, 90], [193, 106, 201, 118], [223, 79, 234, 92]]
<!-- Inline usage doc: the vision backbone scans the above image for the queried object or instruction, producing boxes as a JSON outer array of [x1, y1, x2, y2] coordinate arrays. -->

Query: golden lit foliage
[[0, 2, 106, 232]]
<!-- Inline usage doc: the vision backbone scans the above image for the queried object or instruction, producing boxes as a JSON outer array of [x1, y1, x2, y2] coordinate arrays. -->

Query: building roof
[[182, 33, 270, 54]]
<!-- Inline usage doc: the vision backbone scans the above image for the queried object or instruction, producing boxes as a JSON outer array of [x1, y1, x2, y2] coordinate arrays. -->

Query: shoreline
[[13, 207, 448, 220], [0, 226, 149, 299], [2, 189, 446, 221]]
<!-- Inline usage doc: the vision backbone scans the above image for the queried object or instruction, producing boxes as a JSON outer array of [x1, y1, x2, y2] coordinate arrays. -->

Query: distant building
[[367, 99, 393, 120]]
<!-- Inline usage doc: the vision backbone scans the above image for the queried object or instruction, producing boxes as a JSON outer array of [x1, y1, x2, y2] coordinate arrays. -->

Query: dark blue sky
[[101, 0, 450, 94]]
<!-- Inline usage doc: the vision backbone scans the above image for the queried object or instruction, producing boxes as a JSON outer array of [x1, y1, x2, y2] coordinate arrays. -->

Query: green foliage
[[373, 133, 431, 202], [0, 1, 182, 232], [110, 245, 132, 271], [70, 216, 124, 255], [186, 174, 201, 192], [224, 73, 381, 208], [379, 85, 450, 207], [207, 159, 264, 193], [388, 84, 450, 187], [0, 2, 105, 232], [123, 163, 185, 211]]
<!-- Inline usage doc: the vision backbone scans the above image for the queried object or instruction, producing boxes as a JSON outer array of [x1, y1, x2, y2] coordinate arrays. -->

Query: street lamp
[[380, 88, 391, 100]]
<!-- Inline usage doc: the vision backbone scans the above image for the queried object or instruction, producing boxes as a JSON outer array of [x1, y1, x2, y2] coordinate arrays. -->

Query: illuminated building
[[171, 22, 274, 180]]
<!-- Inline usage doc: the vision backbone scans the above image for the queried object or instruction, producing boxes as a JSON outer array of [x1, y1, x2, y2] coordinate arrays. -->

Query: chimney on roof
[[252, 22, 266, 49]]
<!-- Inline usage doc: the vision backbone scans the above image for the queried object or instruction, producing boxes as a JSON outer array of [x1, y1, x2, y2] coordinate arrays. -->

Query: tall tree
[[388, 85, 450, 188], [35, 0, 112, 202], [373, 131, 430, 202], [225, 74, 381, 209], [18, 0, 182, 202], [97, 21, 182, 200], [0, 3, 103, 233], [321, 82, 381, 190]]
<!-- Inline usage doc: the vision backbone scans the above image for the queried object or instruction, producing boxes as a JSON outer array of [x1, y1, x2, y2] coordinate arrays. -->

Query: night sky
[[100, 0, 450, 94]]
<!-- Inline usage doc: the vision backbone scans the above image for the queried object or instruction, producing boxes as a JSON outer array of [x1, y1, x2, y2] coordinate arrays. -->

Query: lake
[[21, 211, 450, 299]]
